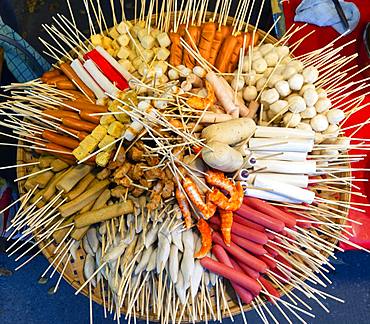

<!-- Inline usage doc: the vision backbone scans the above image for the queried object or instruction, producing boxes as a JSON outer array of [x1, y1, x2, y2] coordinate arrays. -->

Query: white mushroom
[[243, 85, 258, 101], [303, 88, 319, 107], [276, 45, 290, 58], [261, 88, 279, 105], [256, 77, 267, 91], [287, 96, 306, 113], [283, 66, 297, 80], [275, 80, 291, 97], [300, 106, 317, 119], [231, 77, 245, 91], [270, 100, 288, 115], [315, 98, 332, 113], [252, 58, 268, 74], [283, 112, 301, 127], [327, 108, 345, 124], [297, 122, 312, 131], [288, 74, 304, 91], [265, 51, 279, 67], [259, 43, 274, 56], [302, 66, 319, 84], [310, 114, 329, 132], [287, 59, 304, 73]]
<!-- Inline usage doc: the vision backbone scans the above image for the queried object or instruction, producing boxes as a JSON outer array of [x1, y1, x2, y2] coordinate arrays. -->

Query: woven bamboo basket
[[15, 12, 351, 322]]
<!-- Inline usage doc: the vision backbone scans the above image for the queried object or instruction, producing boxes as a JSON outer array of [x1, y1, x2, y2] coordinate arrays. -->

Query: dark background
[[0, 1, 369, 323]]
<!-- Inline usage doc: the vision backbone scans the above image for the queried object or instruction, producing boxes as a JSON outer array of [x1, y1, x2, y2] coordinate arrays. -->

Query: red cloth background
[[283, 0, 370, 249]]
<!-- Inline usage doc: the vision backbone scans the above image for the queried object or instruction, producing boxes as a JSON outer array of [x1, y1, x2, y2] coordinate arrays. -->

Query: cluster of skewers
[[1, 0, 370, 323]]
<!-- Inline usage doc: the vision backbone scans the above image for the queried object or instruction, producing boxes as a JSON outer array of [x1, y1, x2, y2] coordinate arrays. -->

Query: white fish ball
[[323, 124, 340, 138], [303, 88, 319, 107], [275, 80, 291, 97], [322, 149, 339, 157], [281, 57, 291, 64], [259, 43, 274, 56], [256, 77, 267, 91], [231, 77, 245, 91], [267, 109, 276, 119], [283, 112, 301, 127], [193, 66, 206, 78], [310, 114, 329, 132], [263, 67, 274, 78], [302, 119, 311, 124], [252, 50, 263, 61], [300, 106, 317, 119], [283, 66, 297, 80], [244, 70, 257, 85], [302, 66, 319, 84], [326, 108, 345, 124], [297, 122, 313, 131], [243, 86, 258, 101], [288, 60, 304, 72], [336, 137, 351, 151], [265, 51, 279, 67], [299, 83, 316, 96], [317, 88, 327, 99], [288, 96, 306, 113], [268, 74, 283, 88], [276, 45, 290, 58], [252, 58, 268, 74], [288, 74, 304, 91], [261, 88, 280, 105], [270, 100, 288, 115], [274, 65, 285, 75], [314, 133, 325, 144], [315, 98, 332, 113], [242, 56, 250, 72]]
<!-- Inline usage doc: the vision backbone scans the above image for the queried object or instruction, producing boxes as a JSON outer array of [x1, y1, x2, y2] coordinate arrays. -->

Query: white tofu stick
[[253, 159, 316, 174], [253, 151, 307, 161], [250, 173, 309, 188], [243, 187, 301, 203], [254, 126, 315, 139], [248, 138, 314, 152]]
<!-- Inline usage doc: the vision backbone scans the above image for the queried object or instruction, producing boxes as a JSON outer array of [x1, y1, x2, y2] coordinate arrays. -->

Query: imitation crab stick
[[198, 22, 217, 61], [243, 197, 297, 228], [210, 216, 268, 245], [200, 256, 261, 296], [236, 204, 286, 233], [42, 130, 79, 150], [212, 232, 268, 273], [208, 25, 231, 65], [212, 245, 255, 303]]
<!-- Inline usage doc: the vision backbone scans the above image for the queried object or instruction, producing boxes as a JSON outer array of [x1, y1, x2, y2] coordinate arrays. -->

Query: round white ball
[[252, 58, 268, 73], [243, 85, 258, 101], [265, 51, 279, 67], [268, 73, 283, 88], [326, 108, 345, 124], [283, 112, 301, 127], [261, 88, 280, 105], [244, 70, 257, 86], [263, 67, 274, 78], [276, 45, 290, 58], [231, 77, 245, 91], [251, 50, 262, 61], [336, 137, 351, 151], [283, 66, 297, 80], [299, 83, 316, 96], [303, 88, 319, 107], [300, 106, 317, 119], [259, 43, 274, 56], [287, 60, 304, 73], [275, 80, 291, 97], [315, 98, 332, 113], [288, 74, 304, 91], [302, 66, 319, 84], [297, 122, 312, 131], [323, 124, 340, 137], [317, 88, 327, 99], [310, 114, 329, 132], [256, 77, 267, 91], [270, 100, 288, 115], [314, 132, 325, 144], [288, 96, 306, 113]]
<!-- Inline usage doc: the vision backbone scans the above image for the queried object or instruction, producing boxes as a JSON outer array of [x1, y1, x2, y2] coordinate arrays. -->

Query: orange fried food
[[186, 81, 216, 110], [205, 169, 235, 194], [194, 218, 213, 259], [219, 209, 233, 246], [175, 187, 192, 229]]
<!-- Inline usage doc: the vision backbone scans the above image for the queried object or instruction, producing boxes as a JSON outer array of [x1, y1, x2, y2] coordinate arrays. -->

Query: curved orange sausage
[[215, 34, 239, 72], [183, 25, 201, 69], [169, 32, 183, 67], [60, 125, 88, 141], [198, 22, 217, 61], [62, 100, 108, 113], [208, 25, 231, 66], [46, 75, 69, 85], [60, 63, 96, 99], [228, 33, 250, 72], [80, 111, 100, 124], [42, 130, 80, 149], [62, 117, 96, 132], [41, 69, 61, 82], [56, 80, 77, 90], [44, 109, 81, 120]]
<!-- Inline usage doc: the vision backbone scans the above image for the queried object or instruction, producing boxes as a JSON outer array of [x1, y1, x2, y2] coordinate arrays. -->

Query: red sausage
[[233, 259, 260, 279], [42, 130, 79, 149], [236, 204, 285, 232], [231, 233, 267, 256], [212, 232, 268, 273], [200, 257, 261, 296], [62, 117, 96, 132], [233, 214, 266, 232], [210, 216, 268, 245], [212, 245, 254, 303], [243, 197, 297, 228], [259, 276, 280, 302], [265, 246, 278, 258], [257, 255, 277, 269]]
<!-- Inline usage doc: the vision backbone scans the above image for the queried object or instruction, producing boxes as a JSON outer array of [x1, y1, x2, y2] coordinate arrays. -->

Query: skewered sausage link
[[79, 111, 100, 124], [55, 80, 77, 90], [41, 69, 61, 82], [208, 25, 231, 65], [46, 75, 69, 85], [194, 218, 212, 259], [60, 125, 88, 141], [198, 21, 217, 61], [215, 34, 238, 72], [44, 109, 80, 120], [61, 117, 96, 133], [62, 100, 108, 113], [42, 130, 79, 149], [228, 33, 251, 72], [232, 258, 260, 280], [183, 25, 201, 68], [169, 32, 183, 67]]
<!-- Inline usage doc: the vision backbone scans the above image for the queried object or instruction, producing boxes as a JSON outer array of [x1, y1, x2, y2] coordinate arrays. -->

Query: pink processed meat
[[232, 258, 260, 279], [231, 233, 267, 256], [200, 256, 261, 296]]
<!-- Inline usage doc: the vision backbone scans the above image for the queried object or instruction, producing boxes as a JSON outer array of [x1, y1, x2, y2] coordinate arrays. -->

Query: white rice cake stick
[[243, 187, 301, 203], [255, 126, 315, 139], [254, 159, 316, 174], [248, 138, 314, 152], [253, 151, 307, 162], [249, 173, 309, 188], [254, 176, 315, 204]]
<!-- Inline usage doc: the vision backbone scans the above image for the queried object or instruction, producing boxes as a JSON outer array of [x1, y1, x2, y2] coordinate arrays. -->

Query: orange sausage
[[56, 80, 77, 90], [80, 111, 100, 124], [42, 130, 80, 149], [62, 117, 96, 133], [208, 25, 231, 66], [169, 32, 183, 67], [228, 33, 250, 72], [60, 63, 96, 99], [44, 142, 75, 160], [44, 109, 81, 120], [62, 90, 91, 101], [62, 100, 108, 113], [60, 125, 88, 141], [215, 34, 239, 72], [183, 25, 201, 69], [41, 69, 61, 82], [46, 75, 69, 85], [198, 22, 217, 61]]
